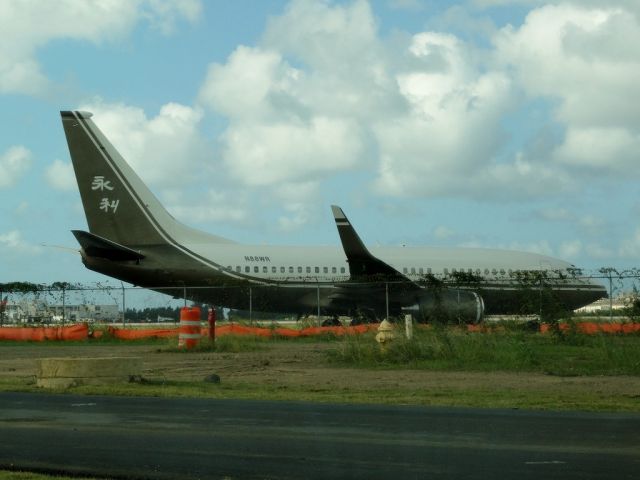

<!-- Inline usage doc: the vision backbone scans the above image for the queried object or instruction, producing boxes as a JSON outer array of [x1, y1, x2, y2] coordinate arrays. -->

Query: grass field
[[328, 326, 640, 376], [1, 324, 639, 412]]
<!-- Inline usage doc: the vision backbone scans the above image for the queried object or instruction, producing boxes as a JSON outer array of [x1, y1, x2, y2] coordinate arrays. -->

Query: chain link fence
[[1, 268, 639, 326]]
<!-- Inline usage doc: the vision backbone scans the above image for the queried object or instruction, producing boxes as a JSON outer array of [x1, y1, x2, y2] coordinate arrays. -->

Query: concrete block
[[36, 357, 142, 388]]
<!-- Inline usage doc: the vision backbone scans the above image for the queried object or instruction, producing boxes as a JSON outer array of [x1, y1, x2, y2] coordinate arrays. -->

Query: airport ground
[[1, 328, 640, 479], [1, 328, 639, 412]]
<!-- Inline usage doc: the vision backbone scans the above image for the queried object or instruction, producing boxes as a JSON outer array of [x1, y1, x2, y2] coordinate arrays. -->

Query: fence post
[[62, 285, 66, 326], [121, 282, 126, 326], [317, 283, 320, 323], [539, 275, 543, 321], [608, 272, 613, 322], [405, 313, 413, 340], [385, 282, 389, 321]]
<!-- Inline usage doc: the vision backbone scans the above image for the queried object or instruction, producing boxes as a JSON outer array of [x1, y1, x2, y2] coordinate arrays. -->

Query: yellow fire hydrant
[[375, 319, 396, 352]]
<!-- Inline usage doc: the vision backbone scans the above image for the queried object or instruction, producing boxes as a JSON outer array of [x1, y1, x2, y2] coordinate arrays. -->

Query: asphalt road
[[0, 392, 639, 479]]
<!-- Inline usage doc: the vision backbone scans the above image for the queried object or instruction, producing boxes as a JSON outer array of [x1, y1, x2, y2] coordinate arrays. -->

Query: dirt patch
[[1, 342, 639, 408]]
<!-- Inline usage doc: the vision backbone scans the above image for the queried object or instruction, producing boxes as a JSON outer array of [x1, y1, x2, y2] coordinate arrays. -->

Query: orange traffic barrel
[[178, 306, 201, 349]]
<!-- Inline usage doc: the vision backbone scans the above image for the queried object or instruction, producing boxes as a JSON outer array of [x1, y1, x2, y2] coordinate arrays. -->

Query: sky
[[1, 0, 639, 286]]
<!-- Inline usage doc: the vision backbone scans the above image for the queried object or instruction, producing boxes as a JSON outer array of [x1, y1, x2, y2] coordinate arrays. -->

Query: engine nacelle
[[403, 289, 484, 324]]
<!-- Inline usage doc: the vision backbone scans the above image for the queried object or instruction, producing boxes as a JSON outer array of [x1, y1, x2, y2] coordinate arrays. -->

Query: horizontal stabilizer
[[72, 230, 145, 262]]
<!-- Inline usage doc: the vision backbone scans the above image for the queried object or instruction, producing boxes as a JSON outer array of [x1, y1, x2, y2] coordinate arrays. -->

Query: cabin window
[[298, 266, 302, 273], [452, 268, 457, 274], [403, 267, 408, 274], [272, 266, 277, 273], [306, 266, 311, 273], [323, 267, 328, 274], [427, 268, 432, 274], [500, 269, 505, 276], [281, 266, 285, 273], [245, 266, 250, 273], [254, 266, 259, 273], [315, 267, 320, 274], [236, 266, 241, 272], [410, 267, 416, 274], [484, 269, 490, 275], [476, 269, 481, 275], [419, 268, 423, 274], [340, 267, 346, 274], [492, 269, 497, 275], [289, 266, 293, 273], [332, 267, 337, 274], [226, 265, 232, 271]]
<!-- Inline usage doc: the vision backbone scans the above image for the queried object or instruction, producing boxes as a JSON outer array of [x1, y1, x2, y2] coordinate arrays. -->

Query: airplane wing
[[329, 206, 485, 323], [331, 205, 419, 288]]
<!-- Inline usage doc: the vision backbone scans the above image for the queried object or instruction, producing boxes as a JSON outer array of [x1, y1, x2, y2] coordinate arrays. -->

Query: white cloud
[[14, 202, 29, 215], [619, 228, 640, 259], [578, 215, 606, 233], [0, 146, 32, 188], [197, 0, 396, 196], [471, 0, 545, 7], [167, 189, 249, 224], [220, 118, 364, 186], [199, 46, 300, 121], [200, 1, 561, 204], [191, 0, 640, 231], [495, 3, 640, 175], [585, 242, 614, 260], [559, 240, 582, 258], [554, 127, 640, 174], [263, 0, 381, 77], [278, 203, 312, 232], [533, 207, 573, 222], [141, 0, 202, 34], [373, 32, 529, 197], [45, 159, 75, 191], [434, 226, 455, 240], [78, 100, 207, 187], [0, 0, 202, 94], [0, 230, 41, 254], [388, 0, 424, 11]]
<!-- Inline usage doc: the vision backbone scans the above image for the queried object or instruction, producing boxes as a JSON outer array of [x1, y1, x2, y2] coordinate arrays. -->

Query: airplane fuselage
[[81, 240, 605, 317]]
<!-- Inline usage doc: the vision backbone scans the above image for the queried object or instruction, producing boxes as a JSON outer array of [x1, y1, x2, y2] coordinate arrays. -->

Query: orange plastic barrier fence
[[105, 323, 380, 340], [0, 323, 89, 342], [107, 326, 178, 340], [540, 322, 640, 335]]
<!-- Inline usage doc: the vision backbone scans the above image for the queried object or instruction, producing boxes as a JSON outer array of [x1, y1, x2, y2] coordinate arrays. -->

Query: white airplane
[[61, 110, 606, 323]]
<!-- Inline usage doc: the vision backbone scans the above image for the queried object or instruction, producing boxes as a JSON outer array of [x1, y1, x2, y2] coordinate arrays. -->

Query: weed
[[328, 327, 640, 375]]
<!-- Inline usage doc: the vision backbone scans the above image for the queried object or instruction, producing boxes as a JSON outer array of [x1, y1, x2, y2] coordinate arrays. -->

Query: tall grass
[[328, 326, 640, 375]]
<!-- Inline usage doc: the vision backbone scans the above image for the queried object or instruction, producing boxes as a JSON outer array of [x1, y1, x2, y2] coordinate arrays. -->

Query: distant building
[[48, 304, 120, 323], [0, 301, 119, 323], [575, 295, 633, 314]]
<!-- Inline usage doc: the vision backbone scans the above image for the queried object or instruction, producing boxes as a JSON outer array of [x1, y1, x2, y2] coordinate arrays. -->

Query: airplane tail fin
[[60, 110, 231, 247]]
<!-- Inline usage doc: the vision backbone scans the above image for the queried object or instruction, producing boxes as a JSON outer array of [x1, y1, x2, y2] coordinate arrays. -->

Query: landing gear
[[321, 315, 341, 327], [350, 308, 378, 326]]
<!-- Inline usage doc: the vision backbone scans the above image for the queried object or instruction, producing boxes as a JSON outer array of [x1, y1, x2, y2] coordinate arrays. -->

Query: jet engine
[[403, 289, 484, 324]]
